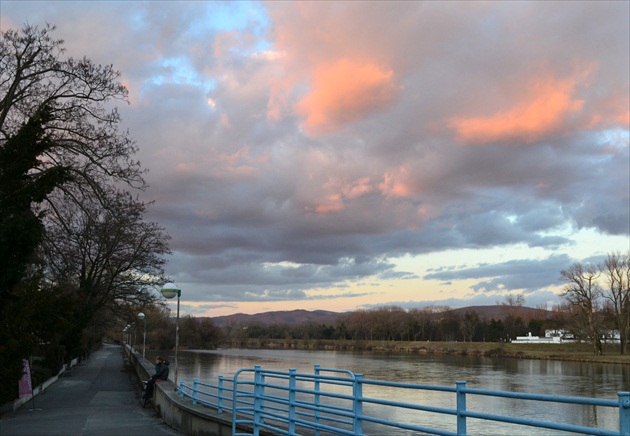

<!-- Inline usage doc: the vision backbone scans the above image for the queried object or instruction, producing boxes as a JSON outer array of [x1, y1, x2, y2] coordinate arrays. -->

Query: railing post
[[192, 378, 198, 404], [289, 368, 297, 434], [253, 365, 263, 436], [217, 376, 224, 413], [232, 369, 244, 436], [619, 391, 630, 436], [456, 381, 467, 435], [260, 368, 266, 427], [353, 374, 363, 435], [314, 365, 321, 436]]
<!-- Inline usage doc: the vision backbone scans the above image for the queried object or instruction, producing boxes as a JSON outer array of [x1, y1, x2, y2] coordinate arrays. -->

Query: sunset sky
[[2, 1, 628, 317]]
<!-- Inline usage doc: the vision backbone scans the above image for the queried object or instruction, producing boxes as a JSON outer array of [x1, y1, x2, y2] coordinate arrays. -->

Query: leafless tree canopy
[[560, 254, 630, 355], [0, 24, 171, 402], [1, 23, 146, 199]]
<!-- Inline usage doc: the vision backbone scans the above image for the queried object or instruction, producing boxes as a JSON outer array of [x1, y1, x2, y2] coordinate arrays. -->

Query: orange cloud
[[296, 59, 398, 135], [379, 167, 413, 198], [305, 194, 344, 214], [618, 110, 630, 126], [305, 177, 375, 215], [450, 76, 586, 144], [590, 94, 630, 129]]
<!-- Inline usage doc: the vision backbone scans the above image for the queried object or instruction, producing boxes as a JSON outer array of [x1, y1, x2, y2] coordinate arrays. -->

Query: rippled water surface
[[161, 348, 629, 435]]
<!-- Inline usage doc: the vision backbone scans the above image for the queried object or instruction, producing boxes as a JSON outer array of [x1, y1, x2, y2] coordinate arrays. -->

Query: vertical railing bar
[[217, 376, 224, 413], [192, 378, 198, 405], [253, 365, 263, 436], [456, 381, 467, 435], [289, 368, 297, 434], [619, 391, 630, 436], [353, 374, 363, 435], [260, 369, 266, 428], [314, 364, 321, 436]]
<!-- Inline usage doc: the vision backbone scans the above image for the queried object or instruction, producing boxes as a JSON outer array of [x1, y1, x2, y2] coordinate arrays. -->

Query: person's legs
[[143, 379, 155, 398]]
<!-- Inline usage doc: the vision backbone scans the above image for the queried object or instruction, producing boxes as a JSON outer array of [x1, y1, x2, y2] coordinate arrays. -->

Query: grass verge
[[227, 338, 630, 365]]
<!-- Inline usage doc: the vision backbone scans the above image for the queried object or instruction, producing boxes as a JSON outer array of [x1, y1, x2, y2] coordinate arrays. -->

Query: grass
[[228, 338, 630, 365]]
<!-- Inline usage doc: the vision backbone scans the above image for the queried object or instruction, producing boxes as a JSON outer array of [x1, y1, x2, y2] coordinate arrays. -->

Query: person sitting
[[142, 356, 169, 398]]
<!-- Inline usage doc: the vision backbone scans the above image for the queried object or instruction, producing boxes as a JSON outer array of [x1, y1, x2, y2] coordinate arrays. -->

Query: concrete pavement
[[0, 343, 180, 435]]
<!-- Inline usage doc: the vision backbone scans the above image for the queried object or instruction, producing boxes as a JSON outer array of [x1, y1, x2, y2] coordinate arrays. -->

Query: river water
[[162, 348, 629, 435]]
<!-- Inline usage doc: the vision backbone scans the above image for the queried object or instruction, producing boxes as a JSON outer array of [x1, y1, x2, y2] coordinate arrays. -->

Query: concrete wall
[[7, 357, 80, 413], [124, 345, 246, 436]]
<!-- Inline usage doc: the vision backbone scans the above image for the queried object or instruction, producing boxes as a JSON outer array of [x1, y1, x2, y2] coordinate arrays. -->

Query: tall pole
[[161, 283, 182, 392], [175, 293, 180, 389], [138, 312, 147, 359], [143, 317, 147, 359]]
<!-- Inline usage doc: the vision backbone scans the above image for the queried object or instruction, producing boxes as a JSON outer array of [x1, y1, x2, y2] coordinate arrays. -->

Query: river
[[160, 348, 629, 435]]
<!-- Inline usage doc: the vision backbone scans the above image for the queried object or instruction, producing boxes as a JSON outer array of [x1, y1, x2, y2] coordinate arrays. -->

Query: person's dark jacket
[[151, 361, 169, 381]]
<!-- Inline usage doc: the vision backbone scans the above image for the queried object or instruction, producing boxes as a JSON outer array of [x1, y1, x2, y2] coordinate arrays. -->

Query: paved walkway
[[0, 344, 180, 435]]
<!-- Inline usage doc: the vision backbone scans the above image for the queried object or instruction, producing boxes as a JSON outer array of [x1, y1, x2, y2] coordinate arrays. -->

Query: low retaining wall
[[6, 358, 80, 413], [124, 345, 238, 436]]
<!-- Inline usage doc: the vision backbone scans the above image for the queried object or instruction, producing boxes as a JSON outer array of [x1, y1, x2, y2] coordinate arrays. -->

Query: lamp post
[[161, 282, 181, 389], [137, 312, 146, 358], [125, 324, 132, 346]]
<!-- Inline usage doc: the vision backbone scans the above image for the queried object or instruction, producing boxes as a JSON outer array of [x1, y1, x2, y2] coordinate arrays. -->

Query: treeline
[[123, 308, 222, 351], [219, 305, 559, 344]]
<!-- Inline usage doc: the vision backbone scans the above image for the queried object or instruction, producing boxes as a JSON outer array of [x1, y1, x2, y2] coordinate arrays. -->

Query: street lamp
[[161, 282, 181, 389], [137, 312, 146, 358], [125, 324, 132, 345]]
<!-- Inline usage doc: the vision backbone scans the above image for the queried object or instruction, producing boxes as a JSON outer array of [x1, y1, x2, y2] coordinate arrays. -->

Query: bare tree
[[560, 263, 604, 355], [497, 294, 527, 340], [497, 294, 526, 318], [1, 24, 144, 193], [40, 188, 169, 352], [601, 252, 629, 354], [460, 310, 480, 342], [408, 308, 434, 341], [0, 24, 169, 402]]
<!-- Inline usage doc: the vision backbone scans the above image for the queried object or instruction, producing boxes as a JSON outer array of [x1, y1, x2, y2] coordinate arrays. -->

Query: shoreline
[[223, 338, 630, 365]]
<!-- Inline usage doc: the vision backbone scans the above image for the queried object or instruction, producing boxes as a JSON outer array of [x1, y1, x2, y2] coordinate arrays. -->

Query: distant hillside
[[209, 305, 552, 327], [211, 309, 342, 327]]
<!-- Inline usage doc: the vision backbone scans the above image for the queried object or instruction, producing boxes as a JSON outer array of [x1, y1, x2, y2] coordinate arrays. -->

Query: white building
[[512, 332, 562, 344]]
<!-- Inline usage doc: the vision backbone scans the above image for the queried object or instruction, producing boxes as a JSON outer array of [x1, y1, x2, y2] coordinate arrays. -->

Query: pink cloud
[[587, 93, 630, 130], [304, 193, 344, 215], [379, 167, 413, 198], [305, 176, 375, 215], [450, 74, 587, 144], [296, 59, 399, 136]]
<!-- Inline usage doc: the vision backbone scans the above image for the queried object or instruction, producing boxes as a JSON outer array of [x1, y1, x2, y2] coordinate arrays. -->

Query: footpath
[[0, 343, 180, 435]]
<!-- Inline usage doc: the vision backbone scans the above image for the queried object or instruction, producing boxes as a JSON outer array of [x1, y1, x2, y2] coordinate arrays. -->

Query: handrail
[[175, 364, 630, 436]]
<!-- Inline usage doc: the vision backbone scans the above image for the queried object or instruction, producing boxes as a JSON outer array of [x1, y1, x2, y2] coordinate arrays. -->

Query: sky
[[2, 1, 629, 317]]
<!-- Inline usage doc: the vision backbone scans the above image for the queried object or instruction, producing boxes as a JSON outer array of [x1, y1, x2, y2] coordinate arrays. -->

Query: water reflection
[[161, 348, 626, 435]]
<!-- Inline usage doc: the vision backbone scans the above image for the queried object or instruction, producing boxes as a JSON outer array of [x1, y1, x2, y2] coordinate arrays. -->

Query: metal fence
[[177, 364, 630, 435]]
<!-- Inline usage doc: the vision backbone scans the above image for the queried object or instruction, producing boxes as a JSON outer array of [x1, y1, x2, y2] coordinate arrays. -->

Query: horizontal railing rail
[[175, 364, 630, 436]]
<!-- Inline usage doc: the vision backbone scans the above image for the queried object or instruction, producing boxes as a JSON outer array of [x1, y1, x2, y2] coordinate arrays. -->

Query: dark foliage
[[0, 24, 170, 404]]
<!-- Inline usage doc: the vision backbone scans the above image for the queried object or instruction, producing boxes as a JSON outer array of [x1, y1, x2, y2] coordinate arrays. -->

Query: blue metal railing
[[176, 364, 630, 435]]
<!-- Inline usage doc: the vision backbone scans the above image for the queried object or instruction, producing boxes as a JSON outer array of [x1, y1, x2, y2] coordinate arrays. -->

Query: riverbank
[[224, 338, 630, 365]]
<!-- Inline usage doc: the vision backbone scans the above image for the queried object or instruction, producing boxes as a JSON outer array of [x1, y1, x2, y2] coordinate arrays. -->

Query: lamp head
[[137, 312, 145, 320], [161, 282, 181, 299]]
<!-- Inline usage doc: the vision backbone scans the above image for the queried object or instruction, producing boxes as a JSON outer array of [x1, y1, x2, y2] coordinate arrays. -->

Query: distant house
[[512, 332, 562, 344], [511, 330, 621, 344]]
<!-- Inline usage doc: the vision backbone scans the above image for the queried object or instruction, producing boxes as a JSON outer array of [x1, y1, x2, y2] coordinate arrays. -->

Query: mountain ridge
[[208, 305, 551, 327]]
